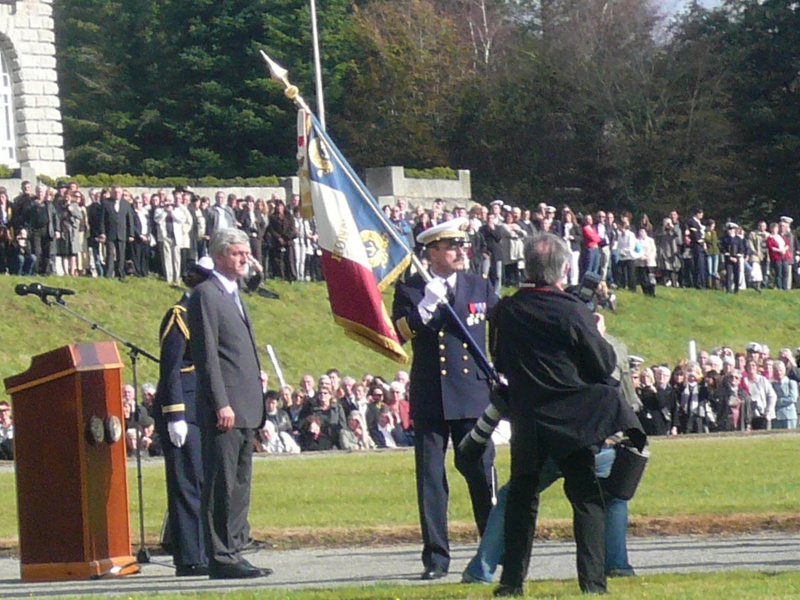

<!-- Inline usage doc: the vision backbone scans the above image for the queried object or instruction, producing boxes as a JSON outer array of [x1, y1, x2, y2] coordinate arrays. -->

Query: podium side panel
[[14, 374, 86, 565], [81, 368, 132, 561]]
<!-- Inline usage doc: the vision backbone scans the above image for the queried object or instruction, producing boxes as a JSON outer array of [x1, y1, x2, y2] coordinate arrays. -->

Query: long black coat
[[489, 285, 643, 474]]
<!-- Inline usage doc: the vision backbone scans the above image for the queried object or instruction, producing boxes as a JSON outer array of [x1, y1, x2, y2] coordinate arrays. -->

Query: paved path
[[0, 533, 797, 598]]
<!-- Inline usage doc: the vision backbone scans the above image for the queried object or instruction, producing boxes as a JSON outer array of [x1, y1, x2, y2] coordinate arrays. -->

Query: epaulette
[[161, 304, 190, 345]]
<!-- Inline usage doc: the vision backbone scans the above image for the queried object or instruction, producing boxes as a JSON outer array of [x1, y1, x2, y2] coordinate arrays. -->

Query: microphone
[[15, 282, 76, 301]]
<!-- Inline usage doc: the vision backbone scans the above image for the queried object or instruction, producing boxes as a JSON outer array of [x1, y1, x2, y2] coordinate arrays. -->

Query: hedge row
[[37, 173, 282, 189]]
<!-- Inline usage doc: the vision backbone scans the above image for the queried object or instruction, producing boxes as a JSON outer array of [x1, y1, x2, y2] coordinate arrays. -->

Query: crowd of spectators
[[0, 181, 323, 284], [2, 179, 798, 296], [117, 337, 800, 460], [4, 184, 800, 456], [257, 369, 414, 453], [633, 342, 799, 436], [1, 336, 791, 463], [438, 203, 800, 296], [123, 368, 415, 457]]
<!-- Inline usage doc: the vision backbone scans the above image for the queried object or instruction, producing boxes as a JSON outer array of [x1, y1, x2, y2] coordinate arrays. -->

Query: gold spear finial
[[259, 50, 301, 102]]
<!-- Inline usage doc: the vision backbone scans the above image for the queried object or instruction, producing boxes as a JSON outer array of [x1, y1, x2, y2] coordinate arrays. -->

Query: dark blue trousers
[[414, 418, 495, 571], [161, 423, 206, 567]]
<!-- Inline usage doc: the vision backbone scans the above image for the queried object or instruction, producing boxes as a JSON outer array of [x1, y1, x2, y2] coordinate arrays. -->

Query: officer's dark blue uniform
[[154, 293, 206, 573], [392, 218, 498, 578]]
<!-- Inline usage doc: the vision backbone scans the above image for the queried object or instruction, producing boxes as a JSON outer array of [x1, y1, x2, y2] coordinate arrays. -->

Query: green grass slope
[[1, 275, 401, 397], [3, 276, 799, 399], [0, 277, 800, 398]]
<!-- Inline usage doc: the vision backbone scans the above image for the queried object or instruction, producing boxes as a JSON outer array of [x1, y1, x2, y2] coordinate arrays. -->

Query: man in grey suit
[[187, 228, 271, 580]]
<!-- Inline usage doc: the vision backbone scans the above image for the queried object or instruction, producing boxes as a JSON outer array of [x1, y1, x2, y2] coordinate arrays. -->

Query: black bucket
[[604, 442, 649, 500]]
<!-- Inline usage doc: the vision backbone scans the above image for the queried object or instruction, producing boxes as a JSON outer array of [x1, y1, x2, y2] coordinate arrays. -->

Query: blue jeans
[[773, 259, 787, 290], [464, 447, 631, 583], [607, 249, 619, 286], [14, 253, 38, 276], [706, 254, 719, 280], [586, 248, 600, 275], [91, 245, 104, 277]]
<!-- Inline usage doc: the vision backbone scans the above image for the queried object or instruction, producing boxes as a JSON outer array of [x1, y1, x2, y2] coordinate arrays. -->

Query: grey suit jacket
[[188, 275, 264, 429]]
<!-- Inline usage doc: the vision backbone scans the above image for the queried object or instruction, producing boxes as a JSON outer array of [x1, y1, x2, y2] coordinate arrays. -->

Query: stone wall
[[365, 166, 473, 209], [0, 0, 66, 179]]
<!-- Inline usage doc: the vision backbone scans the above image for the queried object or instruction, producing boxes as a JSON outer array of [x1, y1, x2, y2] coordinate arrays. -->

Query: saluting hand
[[216, 406, 235, 432]]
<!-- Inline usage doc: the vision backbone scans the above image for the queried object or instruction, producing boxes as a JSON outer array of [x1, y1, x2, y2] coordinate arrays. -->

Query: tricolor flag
[[297, 110, 411, 363]]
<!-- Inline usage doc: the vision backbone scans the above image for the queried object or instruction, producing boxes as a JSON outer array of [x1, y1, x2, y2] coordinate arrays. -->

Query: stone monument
[[0, 0, 66, 180]]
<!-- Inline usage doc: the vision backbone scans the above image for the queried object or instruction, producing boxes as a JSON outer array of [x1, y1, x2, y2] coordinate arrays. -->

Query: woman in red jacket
[[581, 214, 602, 277], [766, 222, 790, 290]]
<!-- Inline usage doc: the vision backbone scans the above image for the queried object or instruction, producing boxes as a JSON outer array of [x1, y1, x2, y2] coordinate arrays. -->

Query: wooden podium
[[4, 342, 139, 581]]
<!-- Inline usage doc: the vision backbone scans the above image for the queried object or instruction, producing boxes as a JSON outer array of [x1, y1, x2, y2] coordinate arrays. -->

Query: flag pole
[[260, 52, 500, 386], [308, 0, 326, 130]]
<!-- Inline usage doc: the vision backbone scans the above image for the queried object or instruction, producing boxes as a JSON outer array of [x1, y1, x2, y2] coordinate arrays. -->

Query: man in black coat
[[99, 185, 134, 279], [154, 258, 214, 577], [687, 207, 707, 289], [392, 217, 498, 580], [22, 185, 57, 275], [10, 180, 33, 231], [490, 233, 643, 596], [187, 228, 271, 580], [480, 206, 504, 294]]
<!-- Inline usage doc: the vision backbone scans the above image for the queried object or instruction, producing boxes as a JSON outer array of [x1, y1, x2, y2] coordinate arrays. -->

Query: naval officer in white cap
[[392, 217, 498, 581]]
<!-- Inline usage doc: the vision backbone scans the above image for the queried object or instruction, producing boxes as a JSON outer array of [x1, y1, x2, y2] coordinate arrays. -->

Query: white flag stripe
[[310, 180, 371, 269]]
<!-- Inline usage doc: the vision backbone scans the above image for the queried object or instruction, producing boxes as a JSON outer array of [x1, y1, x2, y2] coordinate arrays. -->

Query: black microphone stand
[[38, 292, 158, 564]]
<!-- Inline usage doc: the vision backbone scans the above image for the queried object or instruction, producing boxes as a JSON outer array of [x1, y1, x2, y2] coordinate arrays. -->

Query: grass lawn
[[0, 434, 797, 545], [3, 277, 800, 594], [44, 571, 800, 599]]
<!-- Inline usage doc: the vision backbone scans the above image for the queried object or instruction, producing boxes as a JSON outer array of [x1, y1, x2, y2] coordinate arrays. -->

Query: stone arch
[[0, 31, 19, 167], [0, 0, 65, 179]]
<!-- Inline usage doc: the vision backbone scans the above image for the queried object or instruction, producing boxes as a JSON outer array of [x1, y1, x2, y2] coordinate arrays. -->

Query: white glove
[[418, 278, 449, 323], [168, 420, 188, 448]]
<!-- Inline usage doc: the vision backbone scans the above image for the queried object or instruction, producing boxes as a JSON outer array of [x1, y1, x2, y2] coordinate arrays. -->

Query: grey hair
[[141, 382, 156, 395], [523, 233, 571, 286], [209, 227, 249, 258]]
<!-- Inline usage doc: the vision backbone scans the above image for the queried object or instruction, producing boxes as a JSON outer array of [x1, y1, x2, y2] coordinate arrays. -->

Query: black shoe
[[420, 566, 448, 580], [493, 583, 524, 597], [209, 562, 272, 580], [237, 558, 273, 577], [175, 564, 209, 577]]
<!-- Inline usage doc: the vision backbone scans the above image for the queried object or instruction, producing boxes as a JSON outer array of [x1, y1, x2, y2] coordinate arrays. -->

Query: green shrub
[[404, 167, 458, 180], [37, 173, 281, 188]]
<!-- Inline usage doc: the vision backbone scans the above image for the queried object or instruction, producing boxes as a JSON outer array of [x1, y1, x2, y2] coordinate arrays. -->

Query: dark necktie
[[445, 281, 455, 305]]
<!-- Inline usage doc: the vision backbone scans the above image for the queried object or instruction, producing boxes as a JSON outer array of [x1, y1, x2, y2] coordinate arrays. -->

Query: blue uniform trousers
[[415, 418, 495, 572], [161, 422, 206, 567]]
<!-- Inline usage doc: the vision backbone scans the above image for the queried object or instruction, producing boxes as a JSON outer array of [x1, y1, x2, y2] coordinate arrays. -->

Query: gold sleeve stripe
[[162, 404, 186, 414], [180, 366, 195, 373], [396, 317, 415, 342]]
